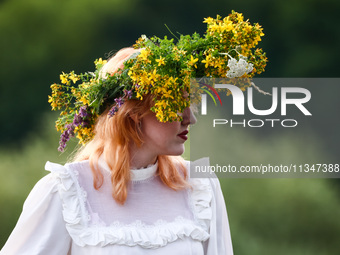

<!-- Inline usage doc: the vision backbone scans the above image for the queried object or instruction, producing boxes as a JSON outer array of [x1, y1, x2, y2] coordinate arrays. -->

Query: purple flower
[[114, 97, 124, 108], [79, 106, 89, 118], [108, 106, 118, 117], [73, 114, 82, 126], [108, 97, 124, 118], [135, 83, 140, 89], [58, 106, 91, 152], [73, 106, 90, 127], [124, 89, 133, 99], [58, 124, 75, 152]]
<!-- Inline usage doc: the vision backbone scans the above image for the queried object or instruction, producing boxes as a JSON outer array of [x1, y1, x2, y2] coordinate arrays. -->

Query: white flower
[[226, 55, 253, 78], [141, 34, 148, 41]]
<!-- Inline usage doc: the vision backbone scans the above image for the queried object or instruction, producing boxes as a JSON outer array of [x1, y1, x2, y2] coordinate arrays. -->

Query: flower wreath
[[48, 11, 267, 151]]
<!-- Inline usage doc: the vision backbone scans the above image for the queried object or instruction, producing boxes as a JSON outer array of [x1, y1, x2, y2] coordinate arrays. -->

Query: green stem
[[164, 24, 180, 41]]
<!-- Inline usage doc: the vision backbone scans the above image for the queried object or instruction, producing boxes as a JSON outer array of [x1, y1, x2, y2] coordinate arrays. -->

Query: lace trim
[[188, 178, 212, 232], [88, 216, 209, 248], [186, 159, 213, 232], [45, 160, 212, 248], [45, 161, 91, 227]]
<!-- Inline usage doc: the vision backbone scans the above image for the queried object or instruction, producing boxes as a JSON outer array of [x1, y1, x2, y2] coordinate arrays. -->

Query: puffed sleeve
[[0, 173, 71, 255], [203, 178, 233, 255]]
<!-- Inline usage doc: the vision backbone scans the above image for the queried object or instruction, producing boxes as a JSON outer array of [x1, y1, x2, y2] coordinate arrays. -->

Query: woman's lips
[[177, 130, 188, 140]]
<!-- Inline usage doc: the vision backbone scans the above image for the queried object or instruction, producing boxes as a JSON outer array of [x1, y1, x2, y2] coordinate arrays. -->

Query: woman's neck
[[129, 142, 157, 169]]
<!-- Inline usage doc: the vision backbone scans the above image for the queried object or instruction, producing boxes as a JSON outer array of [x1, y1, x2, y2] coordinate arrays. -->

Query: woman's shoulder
[[45, 159, 91, 173], [184, 157, 222, 197], [184, 157, 216, 179], [44, 159, 95, 183]]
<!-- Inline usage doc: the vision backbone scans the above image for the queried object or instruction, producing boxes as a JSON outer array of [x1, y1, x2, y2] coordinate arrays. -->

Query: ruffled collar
[[98, 156, 158, 181]]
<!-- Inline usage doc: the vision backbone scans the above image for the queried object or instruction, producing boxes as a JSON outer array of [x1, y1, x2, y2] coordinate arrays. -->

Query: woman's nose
[[181, 107, 197, 125]]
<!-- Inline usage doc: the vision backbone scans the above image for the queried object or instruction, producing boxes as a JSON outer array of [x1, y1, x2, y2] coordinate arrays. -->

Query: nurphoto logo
[[198, 81, 312, 128]]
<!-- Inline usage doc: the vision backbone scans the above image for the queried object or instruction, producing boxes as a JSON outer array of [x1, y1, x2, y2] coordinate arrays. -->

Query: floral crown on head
[[48, 11, 267, 152]]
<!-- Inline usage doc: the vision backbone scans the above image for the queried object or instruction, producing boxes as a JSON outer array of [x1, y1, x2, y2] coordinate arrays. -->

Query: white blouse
[[0, 158, 233, 255]]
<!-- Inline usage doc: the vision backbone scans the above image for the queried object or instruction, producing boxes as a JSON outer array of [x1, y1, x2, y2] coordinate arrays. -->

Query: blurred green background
[[0, 0, 339, 254]]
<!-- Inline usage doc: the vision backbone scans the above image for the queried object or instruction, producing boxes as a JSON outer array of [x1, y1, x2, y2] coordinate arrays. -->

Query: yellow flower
[[236, 13, 244, 22], [48, 96, 58, 109], [140, 49, 148, 59], [50, 83, 59, 90], [69, 73, 79, 84], [140, 73, 150, 86], [136, 91, 143, 100], [188, 55, 199, 68], [162, 90, 173, 99], [155, 86, 167, 94], [149, 69, 159, 82], [128, 70, 139, 82], [156, 56, 166, 66], [165, 76, 178, 86], [178, 49, 187, 55], [222, 17, 234, 31], [203, 17, 214, 24], [95, 58, 107, 66], [202, 54, 213, 68], [80, 96, 90, 105], [139, 49, 151, 63], [60, 72, 68, 84], [156, 111, 165, 122], [156, 100, 168, 108]]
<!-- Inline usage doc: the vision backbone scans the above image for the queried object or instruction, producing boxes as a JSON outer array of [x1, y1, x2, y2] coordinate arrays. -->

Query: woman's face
[[140, 107, 196, 157]]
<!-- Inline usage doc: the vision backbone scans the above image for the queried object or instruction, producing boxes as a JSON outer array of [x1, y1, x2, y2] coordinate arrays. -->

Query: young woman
[[1, 12, 267, 254], [0, 47, 234, 255]]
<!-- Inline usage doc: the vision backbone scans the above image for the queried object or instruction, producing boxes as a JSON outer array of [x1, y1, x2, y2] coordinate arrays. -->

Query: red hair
[[73, 48, 189, 204]]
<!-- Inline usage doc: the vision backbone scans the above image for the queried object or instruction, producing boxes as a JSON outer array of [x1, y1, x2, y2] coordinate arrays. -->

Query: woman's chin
[[167, 146, 185, 156]]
